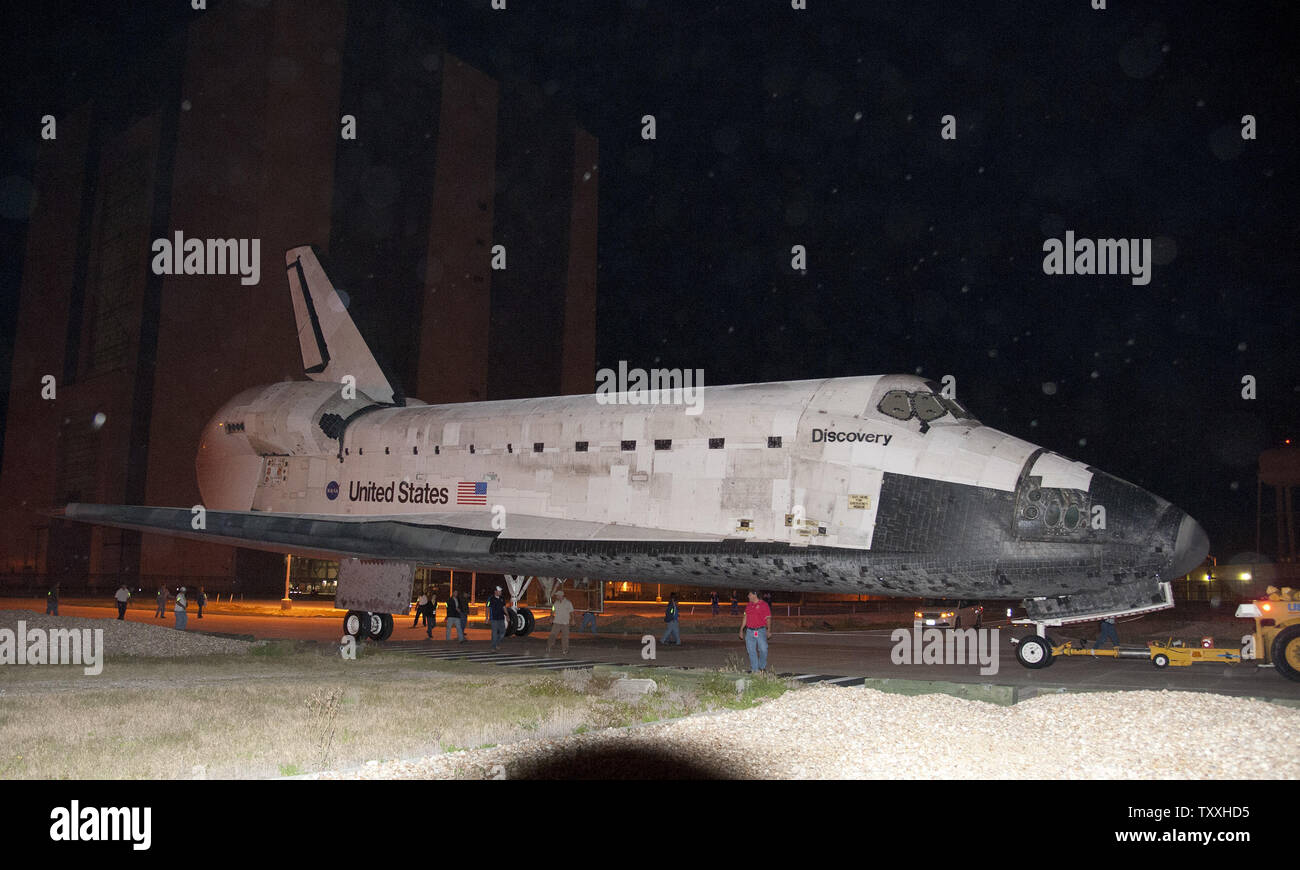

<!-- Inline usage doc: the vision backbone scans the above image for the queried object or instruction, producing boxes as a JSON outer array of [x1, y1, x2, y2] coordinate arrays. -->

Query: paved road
[[6, 600, 1297, 701]]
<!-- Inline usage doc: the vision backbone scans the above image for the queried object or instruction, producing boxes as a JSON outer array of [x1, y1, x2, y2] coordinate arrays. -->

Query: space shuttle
[[64, 246, 1209, 649]]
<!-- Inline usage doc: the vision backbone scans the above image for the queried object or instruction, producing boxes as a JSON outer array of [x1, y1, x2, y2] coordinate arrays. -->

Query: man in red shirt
[[739, 590, 772, 673]]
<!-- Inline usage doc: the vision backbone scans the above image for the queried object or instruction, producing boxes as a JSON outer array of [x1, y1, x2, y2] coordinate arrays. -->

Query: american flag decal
[[457, 481, 488, 505]]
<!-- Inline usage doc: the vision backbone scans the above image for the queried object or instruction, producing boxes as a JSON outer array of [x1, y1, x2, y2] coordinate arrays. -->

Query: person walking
[[661, 592, 682, 646], [710, 591, 719, 616], [488, 586, 507, 651], [45, 583, 59, 615], [427, 590, 438, 632], [547, 589, 575, 656], [456, 590, 470, 643], [445, 591, 465, 642], [114, 584, 131, 620], [739, 590, 772, 674], [196, 586, 207, 619], [174, 587, 189, 631], [1094, 616, 1120, 650], [155, 584, 168, 618], [729, 592, 739, 615], [413, 591, 428, 628]]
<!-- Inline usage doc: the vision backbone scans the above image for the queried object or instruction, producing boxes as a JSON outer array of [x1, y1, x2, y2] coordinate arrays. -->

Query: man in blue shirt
[[488, 586, 507, 651]]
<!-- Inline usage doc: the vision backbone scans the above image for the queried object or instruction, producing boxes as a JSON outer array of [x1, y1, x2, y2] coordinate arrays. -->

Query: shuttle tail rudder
[[285, 245, 401, 405]]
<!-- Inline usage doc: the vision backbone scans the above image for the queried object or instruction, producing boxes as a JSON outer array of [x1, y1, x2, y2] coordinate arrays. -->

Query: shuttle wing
[[59, 503, 732, 570], [61, 503, 498, 564]]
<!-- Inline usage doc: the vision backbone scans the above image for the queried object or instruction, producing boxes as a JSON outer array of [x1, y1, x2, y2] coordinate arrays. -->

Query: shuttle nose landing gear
[[502, 573, 537, 637], [504, 606, 536, 637]]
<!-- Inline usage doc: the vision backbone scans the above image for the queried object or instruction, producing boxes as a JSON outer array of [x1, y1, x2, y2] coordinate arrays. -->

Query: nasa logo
[[326, 481, 339, 500]]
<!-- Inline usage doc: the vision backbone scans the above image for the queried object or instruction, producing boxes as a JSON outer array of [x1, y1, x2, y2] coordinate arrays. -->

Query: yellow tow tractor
[[1013, 585, 1300, 681], [1046, 637, 1243, 668], [1235, 586, 1300, 682]]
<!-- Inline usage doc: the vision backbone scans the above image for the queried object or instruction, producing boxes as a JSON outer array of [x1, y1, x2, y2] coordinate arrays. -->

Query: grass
[[248, 639, 303, 658], [0, 648, 797, 779], [698, 670, 791, 709]]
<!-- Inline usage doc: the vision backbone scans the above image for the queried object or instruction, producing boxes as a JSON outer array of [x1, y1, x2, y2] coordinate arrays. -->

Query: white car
[[913, 599, 983, 629]]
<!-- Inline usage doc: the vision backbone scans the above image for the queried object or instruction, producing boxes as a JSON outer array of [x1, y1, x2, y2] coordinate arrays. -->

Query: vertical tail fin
[[286, 245, 400, 405]]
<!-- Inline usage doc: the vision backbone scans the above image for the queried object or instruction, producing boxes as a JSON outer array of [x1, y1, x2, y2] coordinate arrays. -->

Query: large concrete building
[[0, 0, 597, 595]]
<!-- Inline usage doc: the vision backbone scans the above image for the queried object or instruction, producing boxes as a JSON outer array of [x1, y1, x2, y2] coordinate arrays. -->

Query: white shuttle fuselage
[[67, 246, 1210, 626]]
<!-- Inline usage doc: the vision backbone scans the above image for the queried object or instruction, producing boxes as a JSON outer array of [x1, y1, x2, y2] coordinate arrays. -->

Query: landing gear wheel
[[1042, 637, 1060, 667], [504, 607, 518, 637], [1152, 652, 1170, 668], [367, 612, 385, 640], [376, 613, 394, 641], [344, 610, 368, 640], [1016, 635, 1053, 669], [1271, 625, 1300, 682], [517, 607, 535, 637], [955, 617, 962, 629]]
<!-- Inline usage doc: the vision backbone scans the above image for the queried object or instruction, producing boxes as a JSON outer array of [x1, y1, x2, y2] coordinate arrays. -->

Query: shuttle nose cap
[[1169, 514, 1210, 579]]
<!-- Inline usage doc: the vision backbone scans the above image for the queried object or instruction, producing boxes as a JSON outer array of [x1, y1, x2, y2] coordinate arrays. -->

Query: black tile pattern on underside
[[868, 472, 1015, 553]]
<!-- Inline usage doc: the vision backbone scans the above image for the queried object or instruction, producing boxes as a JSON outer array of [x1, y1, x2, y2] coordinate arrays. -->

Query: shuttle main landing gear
[[343, 610, 394, 641]]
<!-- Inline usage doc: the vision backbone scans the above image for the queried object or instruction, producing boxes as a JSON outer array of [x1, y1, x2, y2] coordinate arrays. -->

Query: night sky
[[1, 0, 1297, 557]]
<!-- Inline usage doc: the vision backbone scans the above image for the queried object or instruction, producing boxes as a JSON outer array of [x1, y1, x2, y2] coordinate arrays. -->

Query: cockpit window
[[875, 389, 981, 430], [878, 390, 913, 421], [912, 391, 947, 423]]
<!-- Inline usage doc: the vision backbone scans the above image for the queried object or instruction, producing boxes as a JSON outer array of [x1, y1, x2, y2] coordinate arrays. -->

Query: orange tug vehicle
[[1015, 586, 1300, 682]]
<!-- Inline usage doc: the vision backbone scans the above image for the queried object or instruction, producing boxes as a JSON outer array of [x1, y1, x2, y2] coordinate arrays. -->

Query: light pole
[[281, 553, 293, 610]]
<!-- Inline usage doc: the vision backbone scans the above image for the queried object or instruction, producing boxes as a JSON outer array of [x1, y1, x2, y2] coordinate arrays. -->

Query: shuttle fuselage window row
[[333, 435, 785, 458]]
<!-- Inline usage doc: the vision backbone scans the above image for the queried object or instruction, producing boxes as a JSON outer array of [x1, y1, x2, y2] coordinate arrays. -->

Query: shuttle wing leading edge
[[60, 503, 497, 565]]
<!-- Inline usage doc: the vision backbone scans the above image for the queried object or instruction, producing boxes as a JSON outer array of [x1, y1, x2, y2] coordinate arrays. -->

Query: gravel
[[317, 685, 1300, 780], [0, 610, 257, 658]]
